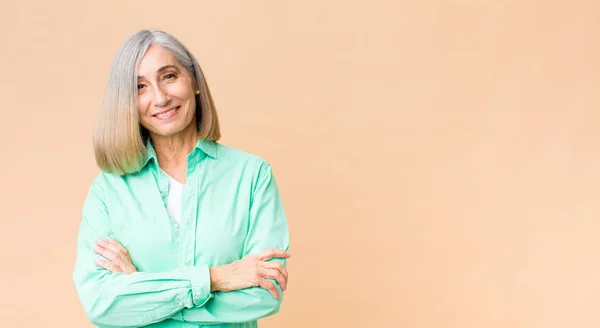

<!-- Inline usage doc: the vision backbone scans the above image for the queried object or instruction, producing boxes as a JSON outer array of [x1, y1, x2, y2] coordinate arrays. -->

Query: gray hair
[[93, 29, 220, 175]]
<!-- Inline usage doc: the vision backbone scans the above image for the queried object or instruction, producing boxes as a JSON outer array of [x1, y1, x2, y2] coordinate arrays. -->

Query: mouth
[[153, 106, 181, 120]]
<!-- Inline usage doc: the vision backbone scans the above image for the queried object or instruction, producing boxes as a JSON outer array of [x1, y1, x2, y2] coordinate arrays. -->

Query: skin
[[136, 43, 199, 183], [93, 44, 290, 299]]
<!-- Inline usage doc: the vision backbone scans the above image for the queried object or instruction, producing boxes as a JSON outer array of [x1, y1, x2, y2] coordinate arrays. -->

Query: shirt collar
[[142, 138, 218, 169]]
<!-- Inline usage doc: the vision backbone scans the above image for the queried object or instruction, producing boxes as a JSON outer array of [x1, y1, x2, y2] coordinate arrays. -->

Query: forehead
[[138, 44, 180, 76]]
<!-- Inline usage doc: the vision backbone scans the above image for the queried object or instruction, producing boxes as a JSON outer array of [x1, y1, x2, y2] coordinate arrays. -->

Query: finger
[[107, 261, 121, 273], [261, 263, 288, 290], [261, 267, 287, 290], [93, 245, 118, 262], [103, 239, 135, 267], [95, 259, 110, 270], [96, 249, 127, 273], [263, 261, 288, 281], [107, 237, 130, 256], [95, 259, 122, 273], [97, 239, 125, 257], [256, 248, 291, 261], [99, 241, 137, 274], [259, 278, 280, 300]]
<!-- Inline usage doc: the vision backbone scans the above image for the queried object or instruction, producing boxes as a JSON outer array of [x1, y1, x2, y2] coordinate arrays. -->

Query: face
[[136, 44, 197, 138]]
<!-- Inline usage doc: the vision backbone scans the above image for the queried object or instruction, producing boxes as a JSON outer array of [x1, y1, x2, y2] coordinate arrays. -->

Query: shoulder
[[215, 143, 271, 169], [86, 170, 131, 195], [214, 143, 275, 183]]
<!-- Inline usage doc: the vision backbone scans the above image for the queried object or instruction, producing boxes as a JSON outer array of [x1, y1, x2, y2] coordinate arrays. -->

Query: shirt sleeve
[[72, 175, 214, 328], [172, 161, 291, 325]]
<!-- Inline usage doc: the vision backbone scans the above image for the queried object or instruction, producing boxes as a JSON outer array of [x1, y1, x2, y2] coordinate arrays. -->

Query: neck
[[150, 127, 198, 171]]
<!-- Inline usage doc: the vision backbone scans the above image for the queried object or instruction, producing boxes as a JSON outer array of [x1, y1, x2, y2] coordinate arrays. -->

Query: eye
[[164, 73, 176, 80], [137, 84, 145, 90]]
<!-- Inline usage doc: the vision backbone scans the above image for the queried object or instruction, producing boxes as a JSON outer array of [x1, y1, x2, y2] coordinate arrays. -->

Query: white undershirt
[[165, 174, 183, 223]]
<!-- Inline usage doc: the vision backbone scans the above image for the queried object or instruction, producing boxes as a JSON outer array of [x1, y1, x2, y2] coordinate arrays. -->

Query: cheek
[[137, 95, 151, 117], [169, 82, 195, 105], [185, 92, 198, 113]]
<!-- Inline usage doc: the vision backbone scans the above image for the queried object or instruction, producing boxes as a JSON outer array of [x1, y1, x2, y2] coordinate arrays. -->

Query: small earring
[[196, 90, 200, 95]]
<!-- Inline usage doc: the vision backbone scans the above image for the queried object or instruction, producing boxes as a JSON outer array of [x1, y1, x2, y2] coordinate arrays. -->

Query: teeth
[[156, 107, 177, 118]]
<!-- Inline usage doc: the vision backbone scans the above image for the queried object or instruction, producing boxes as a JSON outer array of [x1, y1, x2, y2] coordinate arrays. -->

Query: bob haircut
[[93, 29, 220, 175]]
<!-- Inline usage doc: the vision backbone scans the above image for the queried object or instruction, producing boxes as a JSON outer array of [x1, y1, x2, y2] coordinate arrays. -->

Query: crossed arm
[[72, 164, 290, 327]]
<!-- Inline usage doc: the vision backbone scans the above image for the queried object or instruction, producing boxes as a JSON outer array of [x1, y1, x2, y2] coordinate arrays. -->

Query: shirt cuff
[[189, 264, 213, 307]]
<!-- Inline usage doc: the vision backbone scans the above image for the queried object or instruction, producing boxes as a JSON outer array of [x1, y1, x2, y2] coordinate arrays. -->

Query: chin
[[147, 122, 195, 138], [154, 127, 186, 137]]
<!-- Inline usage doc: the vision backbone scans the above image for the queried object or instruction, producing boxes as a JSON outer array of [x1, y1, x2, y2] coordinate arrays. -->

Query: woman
[[72, 29, 291, 328]]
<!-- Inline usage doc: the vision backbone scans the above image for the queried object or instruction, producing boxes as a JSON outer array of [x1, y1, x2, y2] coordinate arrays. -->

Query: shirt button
[[178, 301, 183, 306], [174, 223, 179, 228]]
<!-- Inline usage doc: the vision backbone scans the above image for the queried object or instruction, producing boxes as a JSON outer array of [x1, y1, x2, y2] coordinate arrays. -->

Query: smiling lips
[[153, 106, 181, 120]]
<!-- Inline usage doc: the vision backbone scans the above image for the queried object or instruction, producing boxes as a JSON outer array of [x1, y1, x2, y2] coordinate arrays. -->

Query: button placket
[[180, 173, 197, 270]]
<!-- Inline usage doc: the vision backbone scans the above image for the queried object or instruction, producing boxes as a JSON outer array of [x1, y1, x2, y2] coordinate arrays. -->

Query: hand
[[93, 237, 138, 275], [209, 248, 291, 300]]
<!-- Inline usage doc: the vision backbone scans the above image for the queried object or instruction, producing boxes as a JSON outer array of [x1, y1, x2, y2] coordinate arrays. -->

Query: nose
[[153, 84, 171, 107]]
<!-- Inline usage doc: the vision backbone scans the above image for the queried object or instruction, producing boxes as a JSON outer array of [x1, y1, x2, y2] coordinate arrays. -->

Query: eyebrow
[[138, 65, 180, 79]]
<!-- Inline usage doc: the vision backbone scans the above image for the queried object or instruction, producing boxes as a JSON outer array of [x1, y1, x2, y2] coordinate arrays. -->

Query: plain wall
[[1, 0, 599, 327]]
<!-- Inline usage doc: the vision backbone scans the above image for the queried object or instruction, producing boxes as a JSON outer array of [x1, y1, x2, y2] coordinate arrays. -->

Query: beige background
[[1, 0, 599, 327]]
